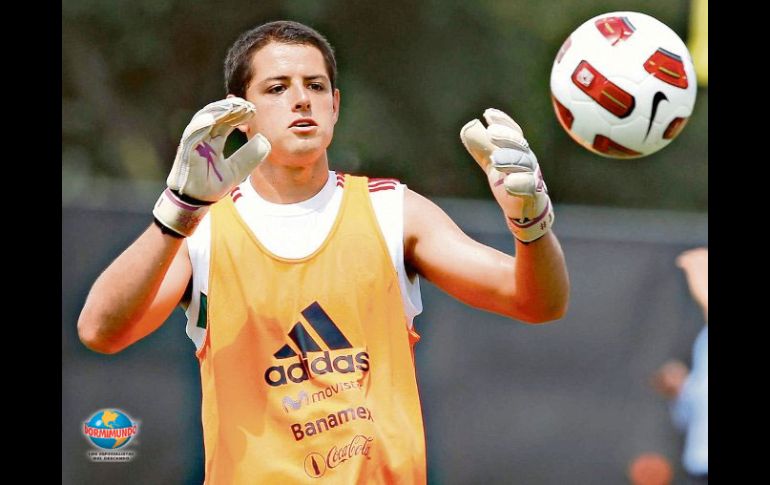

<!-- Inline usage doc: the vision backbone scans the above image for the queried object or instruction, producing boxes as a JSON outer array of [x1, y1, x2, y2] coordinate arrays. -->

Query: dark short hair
[[224, 20, 338, 97]]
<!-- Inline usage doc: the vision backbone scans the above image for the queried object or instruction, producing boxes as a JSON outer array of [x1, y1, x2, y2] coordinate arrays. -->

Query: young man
[[78, 20, 569, 484]]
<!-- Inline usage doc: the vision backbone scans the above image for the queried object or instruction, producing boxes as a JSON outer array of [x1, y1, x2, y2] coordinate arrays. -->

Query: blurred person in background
[[652, 247, 707, 483], [76, 20, 569, 483]]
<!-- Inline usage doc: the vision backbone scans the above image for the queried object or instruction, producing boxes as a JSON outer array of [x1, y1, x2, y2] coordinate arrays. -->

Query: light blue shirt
[[670, 325, 708, 475]]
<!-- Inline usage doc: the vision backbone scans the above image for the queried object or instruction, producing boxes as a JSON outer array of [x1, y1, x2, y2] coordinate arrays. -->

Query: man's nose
[[292, 86, 311, 111]]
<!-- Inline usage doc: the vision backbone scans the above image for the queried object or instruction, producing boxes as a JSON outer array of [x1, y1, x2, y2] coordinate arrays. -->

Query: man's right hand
[[153, 97, 271, 237]]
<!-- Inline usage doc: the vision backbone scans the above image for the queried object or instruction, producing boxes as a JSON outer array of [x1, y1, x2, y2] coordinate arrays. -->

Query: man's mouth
[[290, 118, 317, 128]]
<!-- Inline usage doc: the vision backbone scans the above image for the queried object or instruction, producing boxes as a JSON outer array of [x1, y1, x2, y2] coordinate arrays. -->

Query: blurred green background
[[62, 0, 707, 211]]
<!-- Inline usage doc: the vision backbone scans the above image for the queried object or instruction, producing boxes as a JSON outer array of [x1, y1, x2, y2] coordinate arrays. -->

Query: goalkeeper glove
[[460, 108, 554, 243], [153, 97, 271, 237]]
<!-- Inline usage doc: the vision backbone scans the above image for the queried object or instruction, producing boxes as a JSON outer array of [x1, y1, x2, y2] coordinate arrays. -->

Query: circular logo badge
[[83, 409, 139, 450], [304, 452, 326, 478]]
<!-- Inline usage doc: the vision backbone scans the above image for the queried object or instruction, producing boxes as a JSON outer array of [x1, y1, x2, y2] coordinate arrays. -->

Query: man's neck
[[250, 156, 331, 204]]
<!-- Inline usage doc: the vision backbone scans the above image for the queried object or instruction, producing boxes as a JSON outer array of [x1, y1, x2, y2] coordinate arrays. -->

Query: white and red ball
[[550, 11, 697, 158]]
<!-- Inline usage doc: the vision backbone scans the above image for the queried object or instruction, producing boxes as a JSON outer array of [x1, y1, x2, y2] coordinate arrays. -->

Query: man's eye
[[268, 85, 286, 94], [309, 83, 325, 91]]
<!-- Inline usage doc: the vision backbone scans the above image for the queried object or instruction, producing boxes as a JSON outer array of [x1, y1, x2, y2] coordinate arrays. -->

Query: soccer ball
[[550, 11, 697, 159]]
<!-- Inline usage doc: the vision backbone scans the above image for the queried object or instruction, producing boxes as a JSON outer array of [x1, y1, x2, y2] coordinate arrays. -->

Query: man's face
[[236, 42, 340, 167]]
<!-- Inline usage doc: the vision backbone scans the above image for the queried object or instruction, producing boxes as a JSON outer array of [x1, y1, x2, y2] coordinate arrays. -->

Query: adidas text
[[264, 350, 370, 387]]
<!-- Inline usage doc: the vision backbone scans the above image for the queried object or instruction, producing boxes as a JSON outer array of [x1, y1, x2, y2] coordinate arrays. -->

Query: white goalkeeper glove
[[152, 97, 271, 237], [460, 108, 554, 243]]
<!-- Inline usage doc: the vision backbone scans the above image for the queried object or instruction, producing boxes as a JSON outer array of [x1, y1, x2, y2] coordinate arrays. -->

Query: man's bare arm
[[403, 108, 569, 322], [404, 190, 569, 323], [78, 98, 272, 354], [77, 224, 191, 354]]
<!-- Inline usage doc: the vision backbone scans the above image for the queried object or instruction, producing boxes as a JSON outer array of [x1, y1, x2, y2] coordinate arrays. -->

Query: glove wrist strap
[[152, 188, 210, 238], [506, 199, 554, 243]]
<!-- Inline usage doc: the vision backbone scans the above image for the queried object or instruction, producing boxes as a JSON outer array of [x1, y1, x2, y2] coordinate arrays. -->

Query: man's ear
[[332, 88, 341, 125]]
